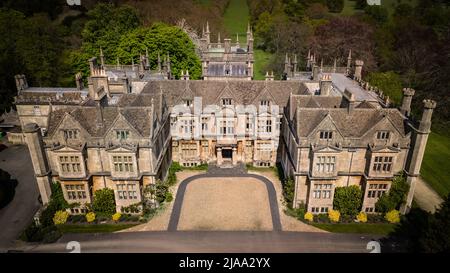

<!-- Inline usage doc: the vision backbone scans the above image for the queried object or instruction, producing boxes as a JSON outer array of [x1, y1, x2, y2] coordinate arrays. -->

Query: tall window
[[246, 116, 253, 132], [220, 120, 234, 135], [315, 156, 336, 173], [319, 131, 333, 140], [257, 141, 272, 160], [372, 156, 393, 172], [376, 131, 390, 140], [184, 99, 192, 107], [113, 156, 134, 172], [201, 117, 208, 132], [117, 184, 138, 200], [222, 98, 232, 106], [59, 156, 82, 174], [181, 119, 193, 134], [63, 130, 79, 140], [33, 105, 41, 115], [260, 100, 270, 106], [65, 184, 86, 200], [258, 119, 272, 133], [116, 130, 129, 140], [312, 184, 332, 199], [367, 184, 388, 198]]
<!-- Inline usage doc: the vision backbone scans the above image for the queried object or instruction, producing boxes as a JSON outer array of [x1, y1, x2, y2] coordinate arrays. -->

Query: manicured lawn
[[223, 0, 249, 41], [254, 49, 273, 80], [312, 223, 396, 235], [58, 223, 138, 234], [421, 132, 450, 198]]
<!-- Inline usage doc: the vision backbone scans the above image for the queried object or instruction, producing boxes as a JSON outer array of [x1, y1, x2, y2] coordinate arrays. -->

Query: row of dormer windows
[[318, 130, 391, 140], [182, 98, 271, 107]]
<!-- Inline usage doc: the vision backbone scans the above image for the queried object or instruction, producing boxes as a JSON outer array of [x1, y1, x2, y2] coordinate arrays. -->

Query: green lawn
[[222, 0, 273, 80], [58, 223, 137, 234], [421, 132, 450, 198], [254, 49, 273, 80], [338, 0, 419, 17], [223, 0, 249, 41], [312, 223, 396, 235]]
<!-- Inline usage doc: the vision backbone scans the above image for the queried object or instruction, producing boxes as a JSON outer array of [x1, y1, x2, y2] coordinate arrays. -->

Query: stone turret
[[205, 21, 210, 44], [319, 74, 332, 96], [354, 60, 364, 80], [400, 88, 415, 117], [306, 50, 311, 70], [292, 54, 298, 73], [23, 123, 52, 204], [403, 99, 437, 213]]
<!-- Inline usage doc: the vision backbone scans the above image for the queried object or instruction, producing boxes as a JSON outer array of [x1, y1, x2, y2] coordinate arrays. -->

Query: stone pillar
[[402, 99, 437, 213], [312, 65, 320, 81], [319, 74, 332, 96], [232, 147, 237, 165], [23, 123, 52, 205], [217, 147, 222, 165], [400, 88, 415, 117], [354, 60, 364, 80]]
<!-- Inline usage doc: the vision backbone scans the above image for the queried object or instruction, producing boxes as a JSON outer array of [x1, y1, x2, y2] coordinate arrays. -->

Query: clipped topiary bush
[[304, 212, 314, 222], [356, 211, 368, 223], [92, 188, 116, 217], [385, 209, 400, 223], [328, 209, 341, 223], [333, 185, 362, 217], [86, 212, 96, 223], [52, 210, 69, 225], [112, 212, 121, 222]]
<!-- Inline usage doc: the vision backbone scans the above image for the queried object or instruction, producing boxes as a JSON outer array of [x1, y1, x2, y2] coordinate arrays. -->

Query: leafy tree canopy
[[333, 185, 362, 217]]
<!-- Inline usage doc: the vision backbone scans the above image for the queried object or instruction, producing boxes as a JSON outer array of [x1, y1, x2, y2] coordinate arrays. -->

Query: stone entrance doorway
[[222, 148, 232, 161]]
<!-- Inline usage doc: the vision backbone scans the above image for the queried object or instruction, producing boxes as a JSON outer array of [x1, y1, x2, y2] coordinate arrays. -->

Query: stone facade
[[13, 42, 434, 215]]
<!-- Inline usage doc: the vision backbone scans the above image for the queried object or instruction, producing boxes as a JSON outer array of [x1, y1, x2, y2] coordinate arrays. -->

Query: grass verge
[[311, 223, 396, 236], [58, 223, 138, 234]]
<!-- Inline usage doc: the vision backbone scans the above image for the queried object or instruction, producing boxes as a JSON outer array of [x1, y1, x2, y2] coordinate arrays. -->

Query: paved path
[[414, 177, 444, 213], [168, 173, 282, 231], [0, 145, 41, 252], [17, 231, 383, 253]]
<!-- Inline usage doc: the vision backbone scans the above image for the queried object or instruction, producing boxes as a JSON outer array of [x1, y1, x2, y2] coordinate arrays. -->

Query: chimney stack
[[400, 88, 415, 117], [319, 74, 332, 96], [344, 89, 356, 113], [312, 65, 320, 81], [224, 38, 231, 54]]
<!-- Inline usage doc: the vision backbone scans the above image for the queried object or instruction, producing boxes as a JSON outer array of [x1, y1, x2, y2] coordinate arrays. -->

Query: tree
[[333, 185, 362, 217], [92, 188, 116, 217], [365, 71, 403, 105], [0, 169, 18, 209], [364, 5, 389, 24], [312, 17, 377, 71], [326, 0, 344, 13], [283, 176, 295, 208], [115, 23, 202, 79], [375, 175, 409, 213]]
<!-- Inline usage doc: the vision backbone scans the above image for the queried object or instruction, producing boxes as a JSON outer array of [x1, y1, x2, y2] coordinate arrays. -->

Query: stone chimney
[[344, 89, 356, 113], [14, 74, 28, 92], [354, 60, 364, 80], [312, 65, 320, 81], [205, 21, 210, 44], [319, 74, 332, 96], [75, 72, 84, 90], [400, 88, 415, 117]]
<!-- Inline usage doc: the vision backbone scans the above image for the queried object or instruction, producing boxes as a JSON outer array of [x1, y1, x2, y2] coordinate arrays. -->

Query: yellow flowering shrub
[[356, 212, 368, 223], [328, 209, 340, 223], [112, 212, 122, 222], [304, 212, 314, 222], [53, 210, 69, 225], [86, 212, 96, 223], [385, 209, 400, 223]]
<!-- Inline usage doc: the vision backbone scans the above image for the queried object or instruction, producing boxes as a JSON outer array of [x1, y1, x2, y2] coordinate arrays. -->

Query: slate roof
[[296, 108, 407, 138]]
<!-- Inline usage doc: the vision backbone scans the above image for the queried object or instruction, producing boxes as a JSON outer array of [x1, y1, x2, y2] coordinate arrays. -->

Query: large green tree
[[333, 185, 362, 217], [115, 23, 202, 79]]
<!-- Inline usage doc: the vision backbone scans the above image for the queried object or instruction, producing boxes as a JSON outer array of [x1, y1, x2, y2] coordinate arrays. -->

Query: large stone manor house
[[10, 23, 435, 215]]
